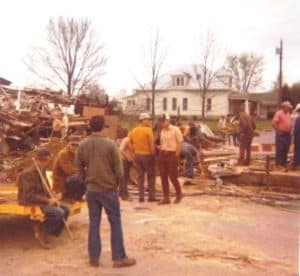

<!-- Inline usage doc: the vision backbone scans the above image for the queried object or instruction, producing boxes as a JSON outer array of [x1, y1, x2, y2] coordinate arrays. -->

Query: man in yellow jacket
[[129, 113, 156, 202]]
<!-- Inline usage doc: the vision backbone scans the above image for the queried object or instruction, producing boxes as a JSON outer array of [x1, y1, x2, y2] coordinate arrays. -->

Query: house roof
[[139, 64, 233, 91], [250, 91, 278, 105]]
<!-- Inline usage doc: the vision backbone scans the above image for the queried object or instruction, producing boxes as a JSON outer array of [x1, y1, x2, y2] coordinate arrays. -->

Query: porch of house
[[228, 99, 258, 116]]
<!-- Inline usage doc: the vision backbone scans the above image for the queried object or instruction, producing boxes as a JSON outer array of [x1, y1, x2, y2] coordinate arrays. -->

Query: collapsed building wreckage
[[0, 85, 83, 152], [0, 84, 113, 183], [2, 84, 287, 190], [0, 83, 234, 183]]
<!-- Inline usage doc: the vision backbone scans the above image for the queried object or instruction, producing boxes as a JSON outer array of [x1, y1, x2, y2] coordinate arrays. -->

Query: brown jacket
[[53, 146, 77, 194], [18, 165, 50, 205], [239, 112, 256, 137]]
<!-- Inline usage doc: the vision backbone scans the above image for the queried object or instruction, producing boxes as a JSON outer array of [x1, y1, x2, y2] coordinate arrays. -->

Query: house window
[[172, 98, 177, 111], [146, 98, 151, 111], [182, 98, 188, 111], [163, 98, 167, 111], [127, 100, 131, 106], [175, 76, 184, 86], [207, 98, 212, 111]]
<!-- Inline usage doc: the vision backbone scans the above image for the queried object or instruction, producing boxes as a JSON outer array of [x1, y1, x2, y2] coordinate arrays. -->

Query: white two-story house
[[121, 65, 277, 119]]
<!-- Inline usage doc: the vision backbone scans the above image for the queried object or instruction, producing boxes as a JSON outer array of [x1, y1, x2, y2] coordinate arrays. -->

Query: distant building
[[121, 65, 277, 119]]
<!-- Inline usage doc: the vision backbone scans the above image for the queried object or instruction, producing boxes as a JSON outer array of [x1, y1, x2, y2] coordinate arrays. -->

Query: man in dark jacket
[[238, 106, 256, 166], [76, 115, 136, 268], [18, 148, 69, 248]]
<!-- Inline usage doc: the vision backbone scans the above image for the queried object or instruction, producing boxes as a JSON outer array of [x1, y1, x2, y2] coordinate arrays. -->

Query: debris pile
[[0, 85, 90, 154], [0, 85, 111, 184]]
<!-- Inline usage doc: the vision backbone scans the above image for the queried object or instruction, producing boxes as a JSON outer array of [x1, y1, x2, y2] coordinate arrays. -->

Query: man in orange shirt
[[129, 113, 156, 202], [272, 101, 293, 169]]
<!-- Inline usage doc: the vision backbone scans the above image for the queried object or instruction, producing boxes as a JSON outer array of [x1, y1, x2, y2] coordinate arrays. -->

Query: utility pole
[[276, 39, 283, 104]]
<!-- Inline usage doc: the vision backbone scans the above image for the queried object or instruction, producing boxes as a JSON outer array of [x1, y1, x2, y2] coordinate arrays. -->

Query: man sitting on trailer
[[53, 137, 85, 201], [18, 148, 69, 249]]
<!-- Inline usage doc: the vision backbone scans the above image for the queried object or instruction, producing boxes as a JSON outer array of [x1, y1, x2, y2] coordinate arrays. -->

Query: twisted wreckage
[[0, 84, 116, 183]]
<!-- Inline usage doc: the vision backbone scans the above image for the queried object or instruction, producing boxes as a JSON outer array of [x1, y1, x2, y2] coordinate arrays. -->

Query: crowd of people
[[16, 112, 205, 267], [16, 100, 300, 268], [18, 115, 136, 268], [118, 112, 207, 204], [217, 100, 300, 170]]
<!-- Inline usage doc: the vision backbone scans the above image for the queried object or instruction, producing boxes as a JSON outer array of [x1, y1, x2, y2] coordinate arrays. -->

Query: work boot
[[148, 197, 159, 202], [174, 194, 183, 204], [33, 223, 51, 249], [89, 260, 100, 267], [121, 195, 133, 202], [158, 198, 171, 205], [183, 180, 195, 186], [113, 256, 136, 268]]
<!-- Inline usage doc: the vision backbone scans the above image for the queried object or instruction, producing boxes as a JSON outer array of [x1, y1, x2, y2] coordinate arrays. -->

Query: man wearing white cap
[[272, 101, 293, 169], [129, 113, 156, 202], [293, 104, 300, 170], [158, 113, 184, 204]]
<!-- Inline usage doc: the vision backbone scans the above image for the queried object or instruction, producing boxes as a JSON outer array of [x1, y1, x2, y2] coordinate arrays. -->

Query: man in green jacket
[[76, 115, 136, 268]]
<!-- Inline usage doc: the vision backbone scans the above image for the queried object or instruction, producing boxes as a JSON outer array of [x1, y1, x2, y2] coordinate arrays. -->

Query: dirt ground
[[0, 180, 299, 276]]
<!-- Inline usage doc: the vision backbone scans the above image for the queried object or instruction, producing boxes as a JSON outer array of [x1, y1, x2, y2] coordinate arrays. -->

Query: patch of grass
[[202, 120, 219, 133], [118, 116, 272, 133], [202, 119, 272, 133]]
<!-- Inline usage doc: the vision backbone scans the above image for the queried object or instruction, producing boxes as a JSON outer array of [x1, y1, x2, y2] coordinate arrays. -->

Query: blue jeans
[[275, 132, 291, 166], [65, 175, 86, 200], [40, 204, 69, 236], [119, 160, 132, 197], [86, 189, 126, 262], [134, 154, 156, 201], [182, 142, 199, 177]]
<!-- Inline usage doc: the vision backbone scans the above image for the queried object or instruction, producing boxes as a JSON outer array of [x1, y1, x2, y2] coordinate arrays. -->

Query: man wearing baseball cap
[[158, 113, 184, 204], [18, 148, 69, 248], [272, 101, 293, 170], [128, 113, 156, 202]]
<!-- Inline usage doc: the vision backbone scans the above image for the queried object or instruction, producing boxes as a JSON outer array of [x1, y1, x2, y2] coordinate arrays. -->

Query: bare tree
[[193, 32, 220, 118], [25, 17, 107, 96], [136, 29, 167, 120], [224, 53, 263, 93], [84, 83, 108, 106]]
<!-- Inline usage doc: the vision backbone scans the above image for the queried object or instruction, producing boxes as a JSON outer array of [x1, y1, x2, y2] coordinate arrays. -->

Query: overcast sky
[[0, 0, 299, 95]]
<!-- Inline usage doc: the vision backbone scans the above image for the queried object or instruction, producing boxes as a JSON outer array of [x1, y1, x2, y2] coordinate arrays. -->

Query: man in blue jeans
[[181, 141, 200, 178], [76, 115, 136, 268]]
